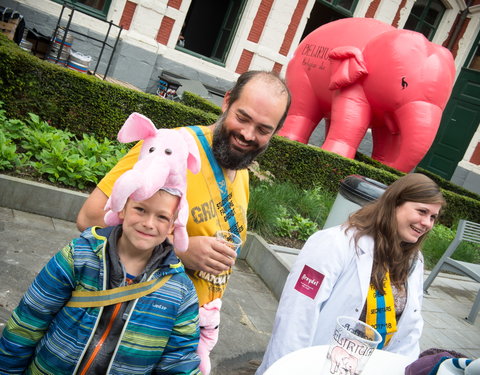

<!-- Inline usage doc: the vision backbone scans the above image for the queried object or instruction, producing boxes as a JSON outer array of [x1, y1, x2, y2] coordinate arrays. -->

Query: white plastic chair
[[423, 219, 480, 324]]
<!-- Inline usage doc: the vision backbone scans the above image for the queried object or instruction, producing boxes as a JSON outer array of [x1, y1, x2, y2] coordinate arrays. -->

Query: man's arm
[[76, 187, 109, 231]]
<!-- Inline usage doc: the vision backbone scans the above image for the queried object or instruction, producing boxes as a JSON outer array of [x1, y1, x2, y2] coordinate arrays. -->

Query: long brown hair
[[346, 173, 446, 293]]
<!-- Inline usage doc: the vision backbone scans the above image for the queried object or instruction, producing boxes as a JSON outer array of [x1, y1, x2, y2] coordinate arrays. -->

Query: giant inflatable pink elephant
[[279, 18, 456, 172]]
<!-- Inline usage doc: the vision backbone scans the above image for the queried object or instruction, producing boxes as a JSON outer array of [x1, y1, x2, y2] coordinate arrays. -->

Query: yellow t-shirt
[[98, 126, 249, 306]]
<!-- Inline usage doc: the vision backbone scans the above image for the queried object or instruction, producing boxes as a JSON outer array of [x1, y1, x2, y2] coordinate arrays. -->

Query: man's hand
[[177, 236, 237, 275]]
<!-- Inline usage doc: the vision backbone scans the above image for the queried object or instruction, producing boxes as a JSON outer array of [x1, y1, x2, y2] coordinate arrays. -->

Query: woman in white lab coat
[[257, 173, 446, 374]]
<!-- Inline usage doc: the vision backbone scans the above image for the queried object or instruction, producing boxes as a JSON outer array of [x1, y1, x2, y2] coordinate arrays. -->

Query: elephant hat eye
[[149, 147, 155, 153], [165, 148, 172, 155]]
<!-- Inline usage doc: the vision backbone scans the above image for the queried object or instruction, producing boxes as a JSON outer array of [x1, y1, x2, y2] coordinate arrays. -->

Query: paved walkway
[[0, 207, 478, 375]]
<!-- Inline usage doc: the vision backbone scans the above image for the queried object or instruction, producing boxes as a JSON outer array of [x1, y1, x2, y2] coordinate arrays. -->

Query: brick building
[[3, 0, 480, 191]]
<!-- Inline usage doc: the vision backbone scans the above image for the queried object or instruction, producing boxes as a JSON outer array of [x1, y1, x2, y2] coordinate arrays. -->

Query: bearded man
[[76, 70, 291, 373]]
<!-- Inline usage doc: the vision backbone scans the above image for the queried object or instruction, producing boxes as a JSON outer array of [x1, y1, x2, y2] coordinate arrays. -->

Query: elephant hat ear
[[328, 46, 368, 90], [117, 112, 158, 143], [177, 127, 201, 174]]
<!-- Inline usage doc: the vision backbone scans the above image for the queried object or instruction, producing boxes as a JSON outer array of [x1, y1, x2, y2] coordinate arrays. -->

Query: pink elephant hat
[[104, 112, 201, 252]]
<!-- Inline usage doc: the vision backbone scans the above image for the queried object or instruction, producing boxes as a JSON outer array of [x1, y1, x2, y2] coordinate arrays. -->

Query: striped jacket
[[0, 226, 201, 374]]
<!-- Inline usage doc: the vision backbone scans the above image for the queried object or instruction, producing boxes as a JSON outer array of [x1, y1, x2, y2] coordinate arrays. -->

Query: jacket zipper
[[73, 236, 109, 375], [105, 270, 169, 373], [79, 302, 123, 375]]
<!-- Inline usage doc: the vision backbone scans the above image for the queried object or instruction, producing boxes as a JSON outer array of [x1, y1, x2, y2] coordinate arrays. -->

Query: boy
[[0, 187, 201, 374]]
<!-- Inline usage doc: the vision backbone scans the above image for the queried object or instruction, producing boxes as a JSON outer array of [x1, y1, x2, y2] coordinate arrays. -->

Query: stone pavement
[[0, 206, 479, 375]]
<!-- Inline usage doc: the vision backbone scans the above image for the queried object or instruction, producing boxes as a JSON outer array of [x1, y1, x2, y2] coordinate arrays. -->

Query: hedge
[[256, 137, 480, 227], [0, 35, 218, 139], [1, 34, 479, 227], [181, 91, 222, 115]]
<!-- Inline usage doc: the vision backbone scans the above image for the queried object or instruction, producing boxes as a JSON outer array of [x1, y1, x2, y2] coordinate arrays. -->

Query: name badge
[[294, 265, 324, 299]]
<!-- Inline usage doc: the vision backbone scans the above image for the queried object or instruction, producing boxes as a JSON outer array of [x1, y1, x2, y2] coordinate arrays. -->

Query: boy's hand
[[177, 236, 237, 275]]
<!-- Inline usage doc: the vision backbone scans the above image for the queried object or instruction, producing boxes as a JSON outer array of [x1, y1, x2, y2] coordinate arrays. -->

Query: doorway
[[419, 32, 480, 179], [179, 0, 246, 63]]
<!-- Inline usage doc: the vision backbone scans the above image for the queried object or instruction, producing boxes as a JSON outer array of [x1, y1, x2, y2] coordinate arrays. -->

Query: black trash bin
[[323, 175, 388, 229]]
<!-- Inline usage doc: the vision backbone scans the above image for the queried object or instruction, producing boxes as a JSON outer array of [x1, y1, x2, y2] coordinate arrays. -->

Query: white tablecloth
[[264, 345, 412, 375]]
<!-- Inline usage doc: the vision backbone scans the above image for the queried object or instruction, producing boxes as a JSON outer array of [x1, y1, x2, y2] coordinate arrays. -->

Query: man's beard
[[212, 113, 268, 170]]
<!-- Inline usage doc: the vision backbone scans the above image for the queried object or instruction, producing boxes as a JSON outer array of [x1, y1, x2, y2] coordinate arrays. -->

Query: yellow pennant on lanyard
[[365, 271, 397, 349]]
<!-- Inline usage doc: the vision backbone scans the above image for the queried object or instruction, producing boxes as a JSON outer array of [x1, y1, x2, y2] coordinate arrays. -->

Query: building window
[[53, 0, 111, 19], [177, 0, 246, 64], [403, 0, 446, 40], [300, 0, 357, 41]]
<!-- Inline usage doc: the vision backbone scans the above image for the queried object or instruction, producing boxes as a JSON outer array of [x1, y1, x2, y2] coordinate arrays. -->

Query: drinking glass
[[322, 316, 382, 375], [215, 230, 243, 253]]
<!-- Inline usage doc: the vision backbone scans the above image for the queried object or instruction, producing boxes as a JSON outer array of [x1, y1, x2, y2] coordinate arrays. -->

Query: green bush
[[274, 211, 319, 241], [0, 105, 128, 190], [0, 35, 218, 141], [1, 33, 479, 228], [181, 92, 222, 115], [422, 224, 480, 269], [257, 136, 480, 227], [0, 132, 18, 170], [247, 180, 334, 242]]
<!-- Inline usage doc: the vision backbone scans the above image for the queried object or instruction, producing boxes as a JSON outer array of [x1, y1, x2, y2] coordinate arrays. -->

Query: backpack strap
[[66, 274, 172, 308]]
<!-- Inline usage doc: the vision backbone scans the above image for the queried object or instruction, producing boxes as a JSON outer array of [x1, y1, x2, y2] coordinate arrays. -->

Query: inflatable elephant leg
[[372, 102, 443, 172], [280, 63, 326, 143], [322, 85, 371, 158], [370, 125, 397, 165]]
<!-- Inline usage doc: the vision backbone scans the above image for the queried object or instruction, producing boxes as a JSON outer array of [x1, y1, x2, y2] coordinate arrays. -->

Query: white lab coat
[[257, 225, 424, 374]]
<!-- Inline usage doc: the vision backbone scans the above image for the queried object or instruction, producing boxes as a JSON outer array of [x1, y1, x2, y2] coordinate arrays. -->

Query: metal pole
[[93, 20, 113, 75], [102, 25, 123, 80], [56, 3, 74, 64], [47, 2, 65, 62]]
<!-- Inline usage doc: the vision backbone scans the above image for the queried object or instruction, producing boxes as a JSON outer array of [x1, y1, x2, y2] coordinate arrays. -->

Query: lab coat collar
[[355, 233, 375, 301]]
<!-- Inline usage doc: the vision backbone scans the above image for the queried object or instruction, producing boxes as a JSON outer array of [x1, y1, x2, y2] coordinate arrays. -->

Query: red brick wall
[[272, 62, 283, 74], [156, 16, 175, 45], [279, 0, 308, 56], [167, 0, 182, 10], [470, 143, 480, 165], [443, 16, 470, 59], [236, 49, 254, 74], [119, 1, 137, 30], [248, 0, 274, 43], [365, 0, 381, 18], [392, 0, 408, 27]]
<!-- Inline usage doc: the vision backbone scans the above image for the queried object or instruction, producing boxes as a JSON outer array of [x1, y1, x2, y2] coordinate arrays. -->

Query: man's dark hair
[[227, 70, 291, 132]]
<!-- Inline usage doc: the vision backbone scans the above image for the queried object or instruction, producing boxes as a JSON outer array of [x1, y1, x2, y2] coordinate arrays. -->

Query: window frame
[[316, 0, 359, 17], [174, 0, 247, 65], [403, 0, 446, 41], [51, 0, 111, 20]]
